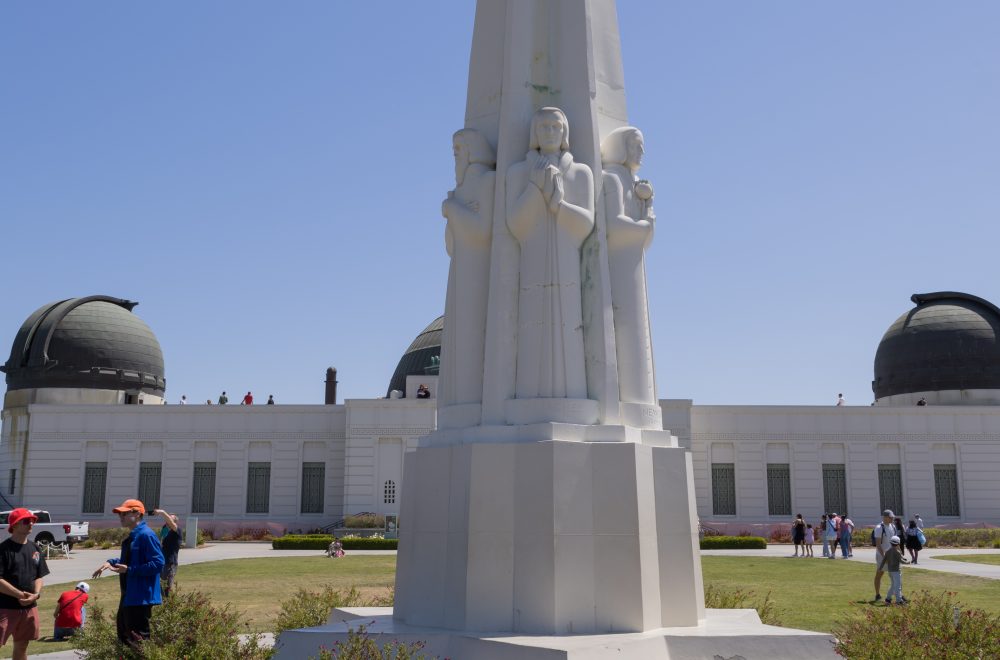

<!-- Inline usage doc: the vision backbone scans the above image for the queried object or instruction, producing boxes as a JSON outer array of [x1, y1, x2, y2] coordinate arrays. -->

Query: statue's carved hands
[[465, 200, 480, 213], [547, 166, 564, 214], [442, 190, 457, 218], [529, 153, 548, 191]]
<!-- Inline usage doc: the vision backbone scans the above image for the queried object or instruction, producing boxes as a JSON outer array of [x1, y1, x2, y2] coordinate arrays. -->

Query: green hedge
[[272, 535, 398, 550], [700, 535, 767, 550]]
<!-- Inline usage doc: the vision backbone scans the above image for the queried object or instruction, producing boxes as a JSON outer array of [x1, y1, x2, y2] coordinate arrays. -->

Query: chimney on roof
[[325, 367, 338, 405]]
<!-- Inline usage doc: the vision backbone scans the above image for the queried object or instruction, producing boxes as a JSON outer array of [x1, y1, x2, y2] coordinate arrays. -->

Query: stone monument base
[[274, 607, 839, 659]]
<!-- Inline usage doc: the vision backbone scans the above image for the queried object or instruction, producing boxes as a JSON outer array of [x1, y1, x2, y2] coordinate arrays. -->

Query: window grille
[[7, 469, 14, 495], [934, 464, 960, 517], [878, 464, 903, 517], [711, 463, 736, 515], [301, 462, 325, 514], [137, 462, 162, 511], [82, 462, 108, 514], [384, 480, 397, 505], [191, 462, 217, 514], [246, 462, 271, 513], [822, 464, 847, 515], [766, 463, 792, 516]]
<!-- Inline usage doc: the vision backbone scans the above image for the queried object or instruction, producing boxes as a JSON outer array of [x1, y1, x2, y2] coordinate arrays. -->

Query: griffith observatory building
[[2, 291, 999, 532]]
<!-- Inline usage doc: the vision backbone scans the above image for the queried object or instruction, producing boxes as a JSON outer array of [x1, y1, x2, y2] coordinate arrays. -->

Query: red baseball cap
[[112, 499, 146, 515], [7, 508, 38, 532]]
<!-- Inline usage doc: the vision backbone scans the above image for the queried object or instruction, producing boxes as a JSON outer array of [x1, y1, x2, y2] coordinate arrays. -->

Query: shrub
[[769, 528, 792, 543], [272, 535, 398, 550], [700, 535, 767, 550], [704, 585, 782, 626], [832, 591, 1000, 659], [919, 528, 1000, 549], [344, 513, 386, 529], [310, 623, 432, 659], [274, 586, 394, 634], [78, 526, 208, 549], [72, 590, 272, 659], [220, 526, 273, 542], [76, 527, 130, 549]]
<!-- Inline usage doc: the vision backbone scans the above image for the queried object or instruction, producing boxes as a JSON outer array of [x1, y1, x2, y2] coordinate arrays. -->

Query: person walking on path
[[804, 524, 815, 557], [839, 512, 855, 558], [820, 515, 830, 557], [218, 391, 228, 405], [0, 508, 49, 660], [914, 514, 924, 530], [52, 582, 89, 640], [904, 520, 923, 565], [91, 499, 164, 650], [266, 395, 275, 405], [827, 513, 841, 559], [873, 509, 897, 602], [791, 514, 806, 557], [153, 509, 181, 597], [241, 392, 253, 405], [836, 393, 846, 406], [879, 536, 909, 605]]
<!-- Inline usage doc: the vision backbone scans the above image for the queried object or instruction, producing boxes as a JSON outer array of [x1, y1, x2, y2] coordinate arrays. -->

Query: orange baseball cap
[[112, 499, 146, 515], [7, 508, 38, 532]]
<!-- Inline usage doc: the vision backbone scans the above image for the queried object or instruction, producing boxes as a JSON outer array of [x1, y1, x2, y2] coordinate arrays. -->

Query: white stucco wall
[[661, 400, 1000, 527]]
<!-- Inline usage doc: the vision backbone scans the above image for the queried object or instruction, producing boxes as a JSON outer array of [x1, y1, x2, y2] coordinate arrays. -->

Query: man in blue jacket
[[92, 499, 164, 648]]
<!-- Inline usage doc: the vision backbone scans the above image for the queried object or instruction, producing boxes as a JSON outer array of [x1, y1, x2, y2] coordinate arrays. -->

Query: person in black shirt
[[0, 508, 49, 660], [152, 509, 182, 597]]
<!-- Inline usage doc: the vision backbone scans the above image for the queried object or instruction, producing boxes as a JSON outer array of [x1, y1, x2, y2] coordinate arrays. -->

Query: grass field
[[932, 554, 1000, 566], [10, 555, 1000, 658]]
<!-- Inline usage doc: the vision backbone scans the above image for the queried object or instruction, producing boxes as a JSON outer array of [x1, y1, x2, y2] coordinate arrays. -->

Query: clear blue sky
[[2, 2, 998, 406]]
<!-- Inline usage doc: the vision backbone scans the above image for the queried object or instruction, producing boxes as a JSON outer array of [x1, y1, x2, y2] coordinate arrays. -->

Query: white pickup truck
[[0, 510, 89, 549]]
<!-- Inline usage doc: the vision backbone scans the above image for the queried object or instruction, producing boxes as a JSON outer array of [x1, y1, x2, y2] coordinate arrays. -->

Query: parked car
[[0, 510, 89, 549]]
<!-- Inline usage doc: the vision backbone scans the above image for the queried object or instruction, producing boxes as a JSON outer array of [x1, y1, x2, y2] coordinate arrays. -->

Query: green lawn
[[12, 555, 1000, 658], [932, 554, 1000, 566], [702, 556, 1000, 633]]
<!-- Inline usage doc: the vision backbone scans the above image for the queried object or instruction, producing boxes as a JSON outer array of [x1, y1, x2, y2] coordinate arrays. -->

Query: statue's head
[[453, 129, 495, 184], [529, 107, 570, 154], [601, 126, 644, 174]]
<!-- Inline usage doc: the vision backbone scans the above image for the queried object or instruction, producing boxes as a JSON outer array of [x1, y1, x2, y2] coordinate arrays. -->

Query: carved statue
[[506, 107, 595, 399], [439, 129, 496, 413], [601, 126, 656, 406]]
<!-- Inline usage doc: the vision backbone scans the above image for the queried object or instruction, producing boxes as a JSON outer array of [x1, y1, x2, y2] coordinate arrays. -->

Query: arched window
[[384, 480, 396, 505]]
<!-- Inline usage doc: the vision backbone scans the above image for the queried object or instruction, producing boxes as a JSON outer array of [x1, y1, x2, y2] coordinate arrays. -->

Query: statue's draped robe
[[440, 164, 495, 409], [603, 163, 655, 405], [506, 151, 594, 399]]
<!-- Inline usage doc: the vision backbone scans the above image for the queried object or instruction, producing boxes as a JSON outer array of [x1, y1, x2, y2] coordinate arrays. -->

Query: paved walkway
[[704, 544, 1000, 580], [26, 543, 1000, 658]]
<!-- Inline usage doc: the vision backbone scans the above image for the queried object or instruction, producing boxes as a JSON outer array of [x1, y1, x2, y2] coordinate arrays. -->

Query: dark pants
[[116, 601, 152, 647]]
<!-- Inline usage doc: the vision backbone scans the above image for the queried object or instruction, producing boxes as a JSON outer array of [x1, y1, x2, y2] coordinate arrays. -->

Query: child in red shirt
[[53, 582, 89, 640]]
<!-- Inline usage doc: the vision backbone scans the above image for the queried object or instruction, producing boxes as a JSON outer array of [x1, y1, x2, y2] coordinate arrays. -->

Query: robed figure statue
[[506, 107, 595, 400], [601, 126, 656, 407], [439, 129, 496, 421]]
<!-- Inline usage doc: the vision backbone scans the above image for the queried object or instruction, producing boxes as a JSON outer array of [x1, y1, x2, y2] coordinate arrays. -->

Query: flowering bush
[[72, 590, 272, 659], [310, 623, 433, 659], [274, 586, 394, 634], [704, 585, 782, 625], [832, 591, 1000, 659]]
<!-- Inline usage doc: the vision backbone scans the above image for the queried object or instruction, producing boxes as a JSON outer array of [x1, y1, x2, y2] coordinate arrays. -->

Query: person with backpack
[[53, 582, 89, 640], [872, 509, 897, 602], [819, 515, 828, 557]]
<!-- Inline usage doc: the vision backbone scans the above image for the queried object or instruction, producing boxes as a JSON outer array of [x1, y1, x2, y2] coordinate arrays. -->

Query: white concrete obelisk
[[394, 0, 704, 635]]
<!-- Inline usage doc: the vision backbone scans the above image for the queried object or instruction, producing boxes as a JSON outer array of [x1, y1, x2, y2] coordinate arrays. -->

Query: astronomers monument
[[277, 1, 833, 657]]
